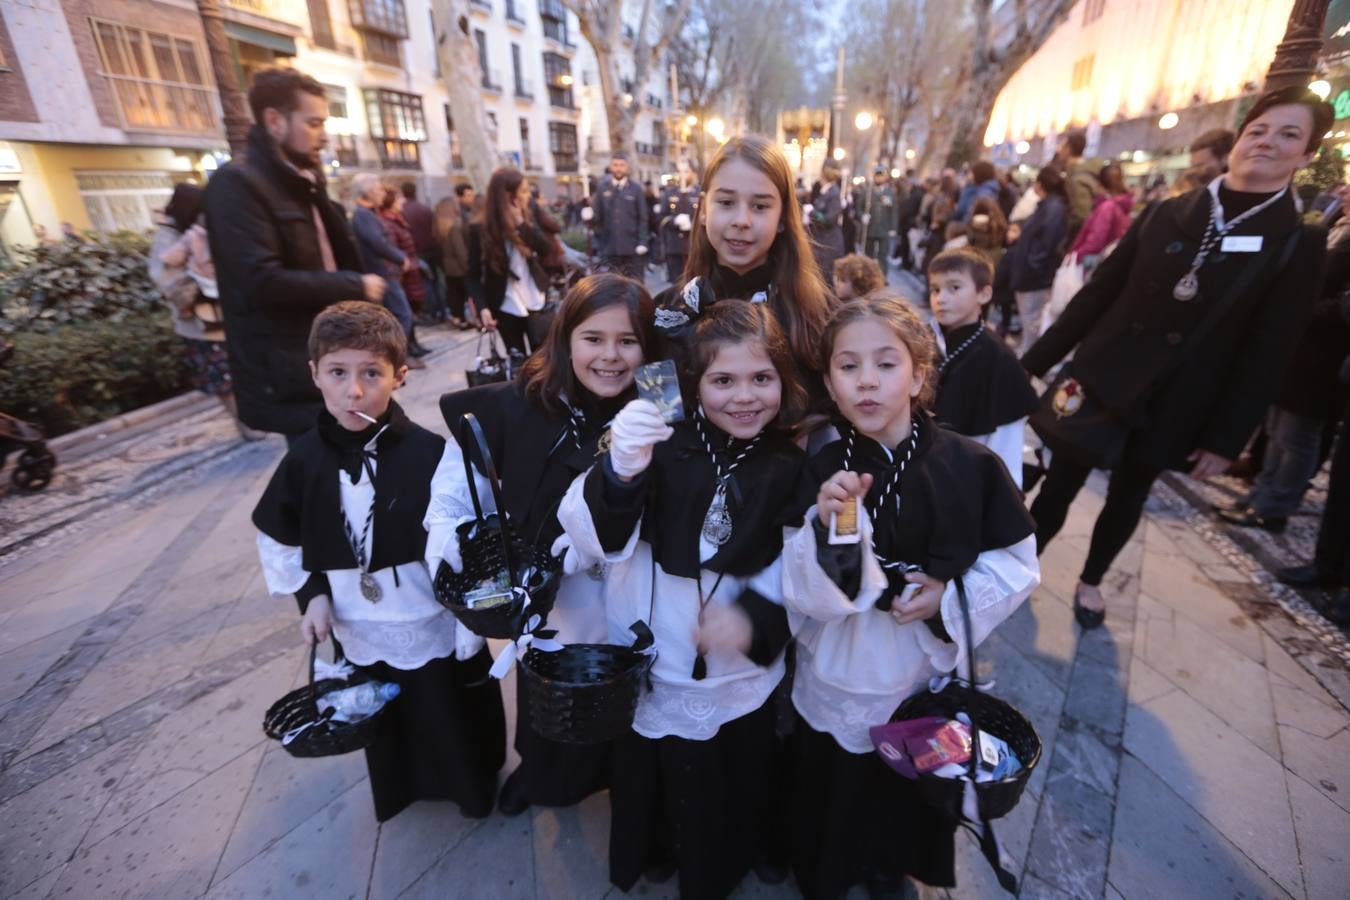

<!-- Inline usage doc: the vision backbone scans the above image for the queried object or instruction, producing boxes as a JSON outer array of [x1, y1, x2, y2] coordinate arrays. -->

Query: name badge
[[1221, 235, 1263, 253]]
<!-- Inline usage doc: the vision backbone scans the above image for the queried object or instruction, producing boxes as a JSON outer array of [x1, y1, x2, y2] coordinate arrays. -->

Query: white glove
[[862, 213, 871, 226], [608, 399, 673, 479], [635, 244, 648, 256], [581, 206, 594, 222], [803, 203, 815, 218], [674, 213, 692, 232], [550, 533, 585, 576], [653, 203, 661, 215]]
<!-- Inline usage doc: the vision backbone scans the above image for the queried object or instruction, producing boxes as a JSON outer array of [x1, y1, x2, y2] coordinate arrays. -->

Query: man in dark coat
[[1022, 86, 1334, 629], [863, 167, 898, 281], [658, 159, 700, 284], [400, 182, 444, 323], [591, 152, 649, 279], [206, 67, 382, 441]]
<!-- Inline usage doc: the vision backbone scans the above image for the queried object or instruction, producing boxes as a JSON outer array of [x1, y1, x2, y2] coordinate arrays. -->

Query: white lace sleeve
[[780, 506, 887, 624], [557, 469, 642, 564], [925, 534, 1040, 677], [972, 420, 1027, 491], [424, 436, 495, 569], [256, 531, 309, 596]]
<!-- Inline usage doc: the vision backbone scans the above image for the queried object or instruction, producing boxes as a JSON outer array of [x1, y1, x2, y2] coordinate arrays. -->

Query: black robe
[[438, 378, 626, 807], [583, 418, 813, 899], [933, 322, 1039, 437], [789, 412, 1035, 897], [251, 402, 505, 821]]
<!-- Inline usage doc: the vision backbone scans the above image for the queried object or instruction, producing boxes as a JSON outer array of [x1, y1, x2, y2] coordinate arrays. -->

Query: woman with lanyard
[[1021, 85, 1332, 629]]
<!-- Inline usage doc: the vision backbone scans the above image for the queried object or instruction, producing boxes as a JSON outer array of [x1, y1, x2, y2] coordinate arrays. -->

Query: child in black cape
[[253, 302, 505, 822], [780, 293, 1040, 898], [558, 301, 814, 899], [926, 247, 1039, 487], [426, 273, 663, 816]]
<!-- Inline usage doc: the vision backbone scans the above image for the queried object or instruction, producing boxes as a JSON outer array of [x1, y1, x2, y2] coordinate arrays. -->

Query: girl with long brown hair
[[466, 166, 555, 354], [653, 135, 834, 420], [427, 273, 661, 817]]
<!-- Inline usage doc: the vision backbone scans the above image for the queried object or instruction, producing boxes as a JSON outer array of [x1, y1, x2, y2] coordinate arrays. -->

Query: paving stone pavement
[[2, 292, 1349, 899]]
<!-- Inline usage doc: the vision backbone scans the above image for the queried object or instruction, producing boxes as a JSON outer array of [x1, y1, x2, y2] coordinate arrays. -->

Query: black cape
[[586, 417, 813, 579], [438, 379, 627, 549], [933, 322, 1039, 437], [809, 411, 1035, 588], [251, 400, 444, 584]]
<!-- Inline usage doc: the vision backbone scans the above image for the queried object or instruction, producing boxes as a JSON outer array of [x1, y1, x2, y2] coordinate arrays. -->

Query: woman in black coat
[[467, 167, 555, 355], [1010, 166, 1068, 354], [1022, 86, 1333, 628]]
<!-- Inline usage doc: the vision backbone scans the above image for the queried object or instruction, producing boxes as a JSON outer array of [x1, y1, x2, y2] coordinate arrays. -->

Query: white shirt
[[500, 242, 545, 318]]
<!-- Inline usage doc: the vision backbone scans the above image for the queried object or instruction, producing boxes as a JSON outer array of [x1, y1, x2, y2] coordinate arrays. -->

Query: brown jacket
[[437, 198, 471, 278]]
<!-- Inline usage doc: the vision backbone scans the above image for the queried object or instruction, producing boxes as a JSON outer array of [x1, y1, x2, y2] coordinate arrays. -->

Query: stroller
[[0, 339, 56, 491]]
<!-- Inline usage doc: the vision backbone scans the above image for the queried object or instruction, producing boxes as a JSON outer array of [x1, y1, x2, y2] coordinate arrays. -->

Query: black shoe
[[754, 858, 789, 885], [644, 862, 676, 884], [1311, 588, 1350, 627], [496, 769, 530, 817], [1216, 505, 1287, 533], [1277, 563, 1344, 590], [1073, 586, 1106, 630], [408, 342, 431, 358]]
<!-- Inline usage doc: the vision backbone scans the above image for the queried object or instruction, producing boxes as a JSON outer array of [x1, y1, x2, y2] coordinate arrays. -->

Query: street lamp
[[1158, 112, 1179, 130], [686, 114, 699, 127], [855, 111, 873, 131], [904, 148, 915, 160], [833, 147, 847, 161]]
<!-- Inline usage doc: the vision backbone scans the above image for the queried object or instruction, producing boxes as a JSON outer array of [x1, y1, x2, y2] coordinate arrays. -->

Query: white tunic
[[557, 471, 787, 741], [780, 505, 1039, 753], [423, 434, 609, 648], [256, 446, 463, 670]]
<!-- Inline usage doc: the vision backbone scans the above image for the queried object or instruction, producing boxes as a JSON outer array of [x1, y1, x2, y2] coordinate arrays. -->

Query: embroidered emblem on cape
[[655, 307, 690, 330], [1052, 378, 1085, 418], [596, 428, 613, 456]]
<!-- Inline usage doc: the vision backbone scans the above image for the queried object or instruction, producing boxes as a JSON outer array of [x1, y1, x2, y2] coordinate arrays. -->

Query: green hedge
[[0, 313, 191, 437], [0, 231, 160, 335]]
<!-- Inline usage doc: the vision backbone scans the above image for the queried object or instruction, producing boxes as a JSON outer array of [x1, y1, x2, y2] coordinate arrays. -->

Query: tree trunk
[[432, 0, 498, 190], [195, 0, 250, 154], [943, 0, 1077, 168]]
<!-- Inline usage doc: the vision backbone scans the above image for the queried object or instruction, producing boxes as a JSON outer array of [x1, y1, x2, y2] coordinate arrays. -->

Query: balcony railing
[[481, 68, 503, 92], [514, 77, 535, 99], [470, 0, 491, 12], [553, 152, 578, 173], [506, 2, 525, 25]]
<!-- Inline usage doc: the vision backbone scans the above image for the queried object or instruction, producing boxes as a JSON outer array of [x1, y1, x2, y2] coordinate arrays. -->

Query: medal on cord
[[1173, 178, 1287, 301], [346, 411, 386, 602], [693, 411, 762, 547]]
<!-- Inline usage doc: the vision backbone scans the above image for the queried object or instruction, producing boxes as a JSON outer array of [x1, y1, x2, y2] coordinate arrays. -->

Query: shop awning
[[223, 21, 296, 56]]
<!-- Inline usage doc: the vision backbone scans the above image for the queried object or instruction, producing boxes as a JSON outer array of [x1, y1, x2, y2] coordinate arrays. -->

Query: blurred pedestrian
[[151, 183, 261, 440], [436, 184, 475, 330], [467, 167, 554, 355], [351, 173, 425, 369], [1009, 166, 1068, 354], [401, 182, 445, 325], [379, 186, 432, 358], [205, 67, 383, 443], [591, 152, 649, 279]]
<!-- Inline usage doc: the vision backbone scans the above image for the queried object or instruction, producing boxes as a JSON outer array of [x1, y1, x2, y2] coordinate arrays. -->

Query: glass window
[[89, 20, 217, 134]]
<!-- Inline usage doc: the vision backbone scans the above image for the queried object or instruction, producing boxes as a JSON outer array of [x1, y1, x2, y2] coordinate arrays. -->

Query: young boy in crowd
[[926, 247, 1039, 487], [832, 253, 886, 300], [253, 301, 504, 822]]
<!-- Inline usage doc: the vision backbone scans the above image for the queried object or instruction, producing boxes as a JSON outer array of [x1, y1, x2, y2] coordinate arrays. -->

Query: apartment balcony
[[553, 152, 578, 173], [506, 2, 526, 26], [481, 68, 503, 93], [514, 77, 535, 100], [470, 0, 491, 14]]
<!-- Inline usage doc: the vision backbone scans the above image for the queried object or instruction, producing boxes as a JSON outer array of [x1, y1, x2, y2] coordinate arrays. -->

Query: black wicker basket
[[519, 621, 657, 744], [433, 414, 561, 640], [888, 577, 1042, 821], [262, 642, 387, 758]]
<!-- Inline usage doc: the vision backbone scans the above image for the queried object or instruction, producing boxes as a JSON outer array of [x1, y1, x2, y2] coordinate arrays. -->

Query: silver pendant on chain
[[702, 501, 734, 546], [359, 572, 382, 603], [1173, 270, 1199, 302]]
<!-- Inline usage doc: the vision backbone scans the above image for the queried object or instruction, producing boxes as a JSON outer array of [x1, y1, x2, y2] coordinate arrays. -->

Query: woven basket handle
[[476, 328, 504, 363], [456, 413, 519, 584], [307, 638, 343, 721]]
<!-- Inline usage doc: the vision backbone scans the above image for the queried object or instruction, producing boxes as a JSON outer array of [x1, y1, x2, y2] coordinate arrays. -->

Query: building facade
[[982, 0, 1296, 178], [0, 0, 676, 259]]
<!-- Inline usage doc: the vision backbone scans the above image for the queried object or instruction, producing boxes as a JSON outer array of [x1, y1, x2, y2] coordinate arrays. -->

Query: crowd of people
[[137, 62, 1350, 900]]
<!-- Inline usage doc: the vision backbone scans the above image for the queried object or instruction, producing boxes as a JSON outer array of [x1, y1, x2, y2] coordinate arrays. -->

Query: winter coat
[[1069, 192, 1134, 258], [955, 180, 1000, 223], [204, 124, 364, 435], [1022, 184, 1327, 469], [380, 208, 426, 307], [1010, 194, 1066, 292]]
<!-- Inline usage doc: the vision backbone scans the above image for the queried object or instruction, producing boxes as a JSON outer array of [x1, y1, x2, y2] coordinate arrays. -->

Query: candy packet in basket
[[463, 570, 514, 609]]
